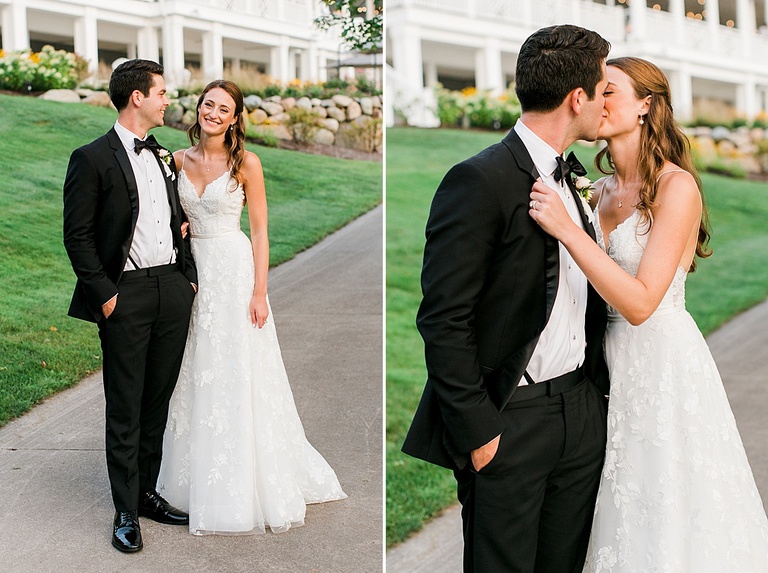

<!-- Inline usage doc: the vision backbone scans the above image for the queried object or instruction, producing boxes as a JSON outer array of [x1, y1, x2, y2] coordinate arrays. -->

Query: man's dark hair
[[109, 59, 164, 111], [515, 25, 610, 113]]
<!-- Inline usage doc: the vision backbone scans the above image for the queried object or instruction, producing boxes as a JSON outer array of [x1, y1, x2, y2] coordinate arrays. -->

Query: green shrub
[[706, 158, 747, 179], [434, 84, 521, 130], [283, 107, 323, 145], [343, 116, 382, 153], [0, 46, 87, 92], [244, 124, 280, 148]]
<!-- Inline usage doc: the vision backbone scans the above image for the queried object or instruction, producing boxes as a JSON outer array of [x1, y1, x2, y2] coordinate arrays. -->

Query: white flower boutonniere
[[573, 176, 595, 224], [156, 148, 175, 180]]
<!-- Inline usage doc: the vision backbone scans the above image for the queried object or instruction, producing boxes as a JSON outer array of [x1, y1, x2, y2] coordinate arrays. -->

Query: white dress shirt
[[514, 119, 588, 385], [113, 121, 175, 271]]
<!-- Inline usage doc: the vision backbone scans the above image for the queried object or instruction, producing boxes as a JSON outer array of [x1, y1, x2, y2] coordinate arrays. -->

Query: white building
[[387, 0, 768, 126], [0, 0, 347, 87]]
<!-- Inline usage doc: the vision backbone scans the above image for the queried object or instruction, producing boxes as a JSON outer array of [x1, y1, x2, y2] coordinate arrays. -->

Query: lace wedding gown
[[157, 169, 346, 535], [583, 208, 768, 571]]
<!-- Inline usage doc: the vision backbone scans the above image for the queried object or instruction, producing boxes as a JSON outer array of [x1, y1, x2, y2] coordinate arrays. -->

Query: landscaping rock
[[313, 128, 336, 146], [750, 127, 766, 142], [717, 139, 736, 155], [181, 109, 197, 125], [359, 97, 373, 116], [310, 98, 323, 107], [320, 118, 340, 132], [267, 95, 282, 103], [83, 91, 114, 108], [346, 101, 363, 121], [178, 95, 199, 111], [326, 106, 346, 122], [296, 97, 312, 110], [249, 108, 268, 124], [321, 99, 335, 108], [163, 102, 184, 123], [39, 89, 81, 103], [244, 94, 262, 112], [270, 112, 290, 124], [257, 123, 292, 141], [281, 97, 296, 110], [711, 125, 731, 142], [312, 106, 328, 118], [260, 101, 284, 116], [332, 94, 353, 108]]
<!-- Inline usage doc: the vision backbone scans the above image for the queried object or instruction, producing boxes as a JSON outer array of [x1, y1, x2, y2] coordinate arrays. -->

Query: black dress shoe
[[112, 510, 142, 552], [138, 489, 189, 525]]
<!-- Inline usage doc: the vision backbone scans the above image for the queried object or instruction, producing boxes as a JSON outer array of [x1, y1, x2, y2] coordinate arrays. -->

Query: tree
[[314, 0, 383, 53]]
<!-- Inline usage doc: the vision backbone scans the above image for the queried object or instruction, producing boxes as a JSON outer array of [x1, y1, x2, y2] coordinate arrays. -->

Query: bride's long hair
[[187, 79, 247, 186], [596, 57, 711, 271]]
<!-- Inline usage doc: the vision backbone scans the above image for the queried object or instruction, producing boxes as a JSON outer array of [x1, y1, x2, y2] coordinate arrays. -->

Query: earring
[[639, 115, 645, 125]]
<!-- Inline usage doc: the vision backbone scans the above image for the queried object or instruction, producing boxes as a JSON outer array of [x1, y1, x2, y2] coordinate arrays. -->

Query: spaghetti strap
[[181, 149, 188, 170], [655, 169, 687, 182]]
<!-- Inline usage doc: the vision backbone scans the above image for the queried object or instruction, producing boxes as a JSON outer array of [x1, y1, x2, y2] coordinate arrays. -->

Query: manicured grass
[[385, 127, 768, 547], [0, 93, 381, 428]]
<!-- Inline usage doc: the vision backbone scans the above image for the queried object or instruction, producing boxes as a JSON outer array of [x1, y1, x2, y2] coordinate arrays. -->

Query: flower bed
[[0, 46, 87, 92]]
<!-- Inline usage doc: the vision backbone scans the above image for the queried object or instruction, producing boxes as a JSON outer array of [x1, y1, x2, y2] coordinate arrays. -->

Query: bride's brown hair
[[187, 80, 247, 186], [596, 57, 711, 271]]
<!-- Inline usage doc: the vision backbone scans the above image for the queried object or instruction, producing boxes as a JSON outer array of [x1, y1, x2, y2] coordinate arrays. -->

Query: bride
[[529, 57, 768, 571], [156, 80, 346, 535]]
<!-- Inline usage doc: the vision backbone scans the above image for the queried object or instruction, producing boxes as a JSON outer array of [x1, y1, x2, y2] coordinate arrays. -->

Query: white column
[[2, 1, 29, 52], [162, 14, 186, 88], [425, 61, 438, 88], [670, 65, 693, 122], [628, 0, 647, 42], [74, 8, 99, 75], [201, 23, 224, 82], [705, 0, 721, 51], [390, 24, 424, 90], [308, 43, 319, 82], [736, 0, 756, 52], [269, 37, 290, 83], [670, 0, 686, 45], [475, 39, 503, 92], [737, 76, 758, 119], [137, 26, 160, 63]]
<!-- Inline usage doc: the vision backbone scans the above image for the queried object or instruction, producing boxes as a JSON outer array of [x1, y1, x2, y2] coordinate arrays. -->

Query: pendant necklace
[[614, 175, 637, 208]]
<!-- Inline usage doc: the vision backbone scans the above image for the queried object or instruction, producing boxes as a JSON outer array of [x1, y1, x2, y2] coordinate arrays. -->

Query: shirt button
[[572, 299, 576, 305], [572, 335, 576, 340]]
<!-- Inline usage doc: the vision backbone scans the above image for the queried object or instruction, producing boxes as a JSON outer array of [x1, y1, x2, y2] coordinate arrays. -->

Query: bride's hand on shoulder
[[250, 294, 269, 328], [529, 179, 579, 242]]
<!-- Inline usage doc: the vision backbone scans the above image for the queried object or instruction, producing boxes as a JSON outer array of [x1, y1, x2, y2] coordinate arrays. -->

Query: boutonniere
[[573, 176, 595, 224], [156, 148, 175, 180]]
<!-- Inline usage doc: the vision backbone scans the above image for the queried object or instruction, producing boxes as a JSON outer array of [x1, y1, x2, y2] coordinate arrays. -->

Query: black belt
[[505, 366, 585, 406], [122, 263, 178, 279]]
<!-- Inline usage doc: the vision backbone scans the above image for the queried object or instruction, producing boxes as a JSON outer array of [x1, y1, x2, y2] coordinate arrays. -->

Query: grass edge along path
[[385, 126, 768, 548], [0, 93, 381, 428]]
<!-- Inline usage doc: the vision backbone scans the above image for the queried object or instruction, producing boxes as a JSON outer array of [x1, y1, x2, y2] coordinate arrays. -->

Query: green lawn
[[0, 93, 381, 428], [385, 126, 768, 547]]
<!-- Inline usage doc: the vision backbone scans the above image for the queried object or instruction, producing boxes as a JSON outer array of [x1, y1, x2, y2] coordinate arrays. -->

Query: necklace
[[202, 152, 224, 173], [613, 175, 639, 208]]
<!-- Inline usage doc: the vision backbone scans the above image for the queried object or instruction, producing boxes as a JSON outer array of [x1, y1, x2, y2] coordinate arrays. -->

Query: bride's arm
[[530, 171, 701, 325], [243, 151, 270, 328]]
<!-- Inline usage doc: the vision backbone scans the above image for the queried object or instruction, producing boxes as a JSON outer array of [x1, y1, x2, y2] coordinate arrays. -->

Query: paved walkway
[[0, 206, 383, 573], [387, 297, 768, 573]]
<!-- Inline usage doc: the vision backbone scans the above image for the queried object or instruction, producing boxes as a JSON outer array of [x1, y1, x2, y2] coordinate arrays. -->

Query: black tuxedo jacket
[[63, 128, 197, 322], [402, 129, 609, 470]]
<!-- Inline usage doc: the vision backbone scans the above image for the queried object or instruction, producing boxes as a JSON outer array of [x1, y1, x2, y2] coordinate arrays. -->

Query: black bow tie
[[554, 151, 587, 184], [134, 134, 160, 155]]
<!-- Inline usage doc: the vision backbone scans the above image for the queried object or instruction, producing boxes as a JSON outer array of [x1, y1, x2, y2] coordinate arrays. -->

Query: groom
[[402, 25, 611, 572], [63, 59, 197, 552]]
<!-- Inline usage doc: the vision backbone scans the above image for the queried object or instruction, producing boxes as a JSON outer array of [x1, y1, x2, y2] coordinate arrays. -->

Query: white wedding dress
[[584, 208, 768, 572], [157, 167, 346, 535]]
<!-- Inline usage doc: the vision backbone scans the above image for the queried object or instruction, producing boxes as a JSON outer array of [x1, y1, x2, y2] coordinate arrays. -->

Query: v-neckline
[[180, 168, 229, 199], [598, 208, 639, 251]]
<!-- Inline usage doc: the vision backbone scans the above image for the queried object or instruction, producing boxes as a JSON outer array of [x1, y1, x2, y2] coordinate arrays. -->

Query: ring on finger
[[529, 200, 536, 210]]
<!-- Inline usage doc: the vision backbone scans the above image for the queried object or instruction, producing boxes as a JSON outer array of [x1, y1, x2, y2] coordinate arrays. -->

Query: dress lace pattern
[[584, 209, 768, 571], [157, 169, 346, 535]]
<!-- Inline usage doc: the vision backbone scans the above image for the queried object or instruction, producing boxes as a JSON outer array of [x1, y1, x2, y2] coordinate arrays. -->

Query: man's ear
[[569, 87, 585, 116], [130, 89, 143, 108]]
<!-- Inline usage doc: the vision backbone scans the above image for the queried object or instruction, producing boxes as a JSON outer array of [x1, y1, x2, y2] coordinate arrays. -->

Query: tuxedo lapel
[[107, 129, 140, 231], [502, 129, 560, 330], [568, 184, 597, 242]]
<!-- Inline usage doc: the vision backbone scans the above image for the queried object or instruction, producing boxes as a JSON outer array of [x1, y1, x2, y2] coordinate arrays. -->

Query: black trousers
[[97, 270, 194, 512], [455, 378, 607, 573]]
